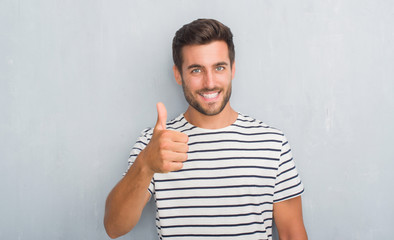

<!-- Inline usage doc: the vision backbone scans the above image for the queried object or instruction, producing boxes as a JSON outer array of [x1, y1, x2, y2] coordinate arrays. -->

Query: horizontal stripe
[[158, 201, 272, 210], [141, 128, 151, 134], [156, 184, 274, 192], [280, 148, 291, 157], [168, 120, 188, 130], [155, 175, 275, 183], [180, 125, 197, 132], [231, 123, 270, 129], [130, 147, 143, 152], [186, 156, 279, 162], [274, 181, 302, 195], [156, 193, 274, 201], [236, 117, 257, 123], [159, 210, 273, 220], [188, 147, 281, 154], [188, 131, 283, 138], [279, 157, 293, 168], [276, 174, 299, 186], [274, 189, 304, 203], [277, 166, 296, 177], [162, 230, 268, 238], [161, 220, 271, 229], [176, 165, 278, 173], [188, 139, 282, 146], [166, 116, 185, 126], [134, 140, 147, 146]]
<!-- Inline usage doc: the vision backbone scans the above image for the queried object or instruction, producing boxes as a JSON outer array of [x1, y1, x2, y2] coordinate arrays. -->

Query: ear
[[231, 61, 236, 79], [173, 65, 182, 86]]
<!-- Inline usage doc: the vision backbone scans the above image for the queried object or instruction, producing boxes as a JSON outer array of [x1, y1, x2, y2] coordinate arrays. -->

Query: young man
[[104, 19, 307, 240]]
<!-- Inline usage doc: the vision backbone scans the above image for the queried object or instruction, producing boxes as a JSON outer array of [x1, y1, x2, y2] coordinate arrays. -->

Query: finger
[[173, 142, 189, 153], [162, 141, 188, 153], [168, 131, 189, 143], [165, 151, 188, 162], [155, 102, 167, 131], [166, 161, 184, 172]]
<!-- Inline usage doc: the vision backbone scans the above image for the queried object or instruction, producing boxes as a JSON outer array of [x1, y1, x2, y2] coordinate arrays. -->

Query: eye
[[216, 66, 225, 71], [191, 68, 201, 73]]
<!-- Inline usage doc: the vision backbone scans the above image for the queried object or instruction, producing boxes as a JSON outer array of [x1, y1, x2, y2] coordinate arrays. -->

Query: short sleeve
[[124, 128, 155, 196], [273, 134, 304, 202]]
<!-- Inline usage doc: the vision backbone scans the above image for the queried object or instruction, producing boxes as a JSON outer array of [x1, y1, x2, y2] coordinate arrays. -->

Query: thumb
[[155, 102, 167, 131]]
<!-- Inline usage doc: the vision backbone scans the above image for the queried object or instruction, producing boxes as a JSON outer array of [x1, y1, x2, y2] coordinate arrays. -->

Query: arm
[[104, 150, 153, 239], [273, 196, 308, 240], [104, 103, 188, 238]]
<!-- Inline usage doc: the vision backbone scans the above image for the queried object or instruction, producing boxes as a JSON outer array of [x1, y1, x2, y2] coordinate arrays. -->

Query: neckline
[[180, 112, 241, 132]]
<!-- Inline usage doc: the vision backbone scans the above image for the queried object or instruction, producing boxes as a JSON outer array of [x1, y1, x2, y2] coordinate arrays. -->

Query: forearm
[[274, 196, 308, 240], [278, 228, 308, 240], [104, 151, 153, 238], [104, 104, 188, 238]]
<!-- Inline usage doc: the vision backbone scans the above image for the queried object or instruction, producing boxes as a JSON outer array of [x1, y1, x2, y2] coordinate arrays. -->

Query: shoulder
[[235, 113, 285, 136], [166, 114, 188, 131]]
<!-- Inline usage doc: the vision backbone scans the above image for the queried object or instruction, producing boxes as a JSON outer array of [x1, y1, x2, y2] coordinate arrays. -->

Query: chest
[[153, 137, 282, 200]]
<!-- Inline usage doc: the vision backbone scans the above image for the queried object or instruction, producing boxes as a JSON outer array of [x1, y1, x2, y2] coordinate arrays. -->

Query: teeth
[[202, 92, 219, 99]]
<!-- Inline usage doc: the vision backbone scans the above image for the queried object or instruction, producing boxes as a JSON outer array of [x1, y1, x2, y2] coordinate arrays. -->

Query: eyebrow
[[186, 62, 229, 70], [215, 62, 229, 66], [187, 64, 203, 70]]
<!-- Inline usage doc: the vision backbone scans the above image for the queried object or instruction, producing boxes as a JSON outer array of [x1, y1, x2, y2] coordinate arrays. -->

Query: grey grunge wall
[[1, 0, 393, 239]]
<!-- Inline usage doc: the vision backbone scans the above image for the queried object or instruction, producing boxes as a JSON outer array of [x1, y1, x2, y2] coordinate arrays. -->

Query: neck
[[183, 102, 238, 129]]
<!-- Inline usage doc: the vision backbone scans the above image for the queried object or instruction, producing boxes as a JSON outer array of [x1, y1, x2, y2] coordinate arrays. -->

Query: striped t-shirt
[[127, 113, 304, 240]]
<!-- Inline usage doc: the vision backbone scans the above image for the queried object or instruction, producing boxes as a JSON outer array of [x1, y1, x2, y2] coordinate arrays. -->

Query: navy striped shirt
[[127, 113, 304, 240]]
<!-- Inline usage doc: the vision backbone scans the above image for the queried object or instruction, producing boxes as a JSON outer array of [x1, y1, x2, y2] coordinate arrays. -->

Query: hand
[[139, 102, 189, 174]]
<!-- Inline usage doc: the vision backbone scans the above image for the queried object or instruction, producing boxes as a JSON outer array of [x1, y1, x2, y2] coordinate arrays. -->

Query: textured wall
[[1, 0, 393, 239]]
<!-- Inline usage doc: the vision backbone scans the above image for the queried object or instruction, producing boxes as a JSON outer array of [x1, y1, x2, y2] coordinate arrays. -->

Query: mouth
[[199, 90, 221, 101], [201, 92, 219, 99]]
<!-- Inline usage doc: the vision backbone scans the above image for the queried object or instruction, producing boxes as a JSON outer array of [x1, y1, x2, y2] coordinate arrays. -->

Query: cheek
[[183, 77, 202, 90], [218, 73, 232, 85]]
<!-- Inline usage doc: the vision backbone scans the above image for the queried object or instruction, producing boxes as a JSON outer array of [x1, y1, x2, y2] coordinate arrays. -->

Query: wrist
[[133, 149, 155, 178]]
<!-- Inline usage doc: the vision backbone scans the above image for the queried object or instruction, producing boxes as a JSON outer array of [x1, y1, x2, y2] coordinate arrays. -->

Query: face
[[174, 41, 235, 116]]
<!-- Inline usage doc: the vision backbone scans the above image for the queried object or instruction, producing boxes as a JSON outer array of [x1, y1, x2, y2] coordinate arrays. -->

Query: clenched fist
[[139, 102, 189, 174]]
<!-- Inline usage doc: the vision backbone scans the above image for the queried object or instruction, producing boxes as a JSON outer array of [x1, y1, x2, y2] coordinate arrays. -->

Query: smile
[[199, 90, 221, 101], [202, 92, 219, 99]]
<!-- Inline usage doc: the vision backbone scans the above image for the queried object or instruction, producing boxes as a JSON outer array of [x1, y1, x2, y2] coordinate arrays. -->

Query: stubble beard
[[181, 78, 232, 116]]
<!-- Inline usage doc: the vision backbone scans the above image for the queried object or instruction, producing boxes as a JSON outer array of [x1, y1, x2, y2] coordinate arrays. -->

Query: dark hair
[[172, 18, 235, 72]]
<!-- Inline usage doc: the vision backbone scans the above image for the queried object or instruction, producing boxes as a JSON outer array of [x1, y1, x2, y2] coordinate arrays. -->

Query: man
[[104, 19, 307, 240]]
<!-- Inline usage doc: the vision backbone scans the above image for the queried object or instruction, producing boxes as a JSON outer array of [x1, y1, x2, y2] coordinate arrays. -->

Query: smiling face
[[174, 41, 235, 116]]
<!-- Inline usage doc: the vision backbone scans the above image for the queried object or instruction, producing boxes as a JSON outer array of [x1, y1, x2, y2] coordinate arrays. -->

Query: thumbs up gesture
[[155, 102, 168, 131], [139, 102, 189, 174]]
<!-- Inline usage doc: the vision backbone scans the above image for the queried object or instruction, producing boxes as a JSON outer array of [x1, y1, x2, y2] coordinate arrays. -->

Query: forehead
[[181, 41, 230, 67]]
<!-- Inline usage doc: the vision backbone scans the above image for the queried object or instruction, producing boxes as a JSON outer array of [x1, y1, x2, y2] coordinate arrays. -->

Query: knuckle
[[181, 133, 189, 142], [179, 133, 187, 141], [159, 150, 167, 160], [161, 130, 170, 138], [162, 162, 172, 172], [176, 162, 183, 171], [159, 141, 168, 150]]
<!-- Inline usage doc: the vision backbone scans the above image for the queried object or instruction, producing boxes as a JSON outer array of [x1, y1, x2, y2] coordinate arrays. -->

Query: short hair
[[172, 18, 235, 72]]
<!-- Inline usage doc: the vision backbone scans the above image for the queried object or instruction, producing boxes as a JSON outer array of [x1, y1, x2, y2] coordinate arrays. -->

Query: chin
[[195, 103, 227, 116]]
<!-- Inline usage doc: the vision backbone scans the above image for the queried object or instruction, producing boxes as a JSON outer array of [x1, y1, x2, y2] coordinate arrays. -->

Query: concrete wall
[[1, 0, 393, 239]]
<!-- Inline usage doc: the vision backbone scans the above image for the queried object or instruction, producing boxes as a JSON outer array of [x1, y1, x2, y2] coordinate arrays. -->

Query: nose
[[203, 70, 215, 89]]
